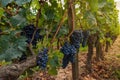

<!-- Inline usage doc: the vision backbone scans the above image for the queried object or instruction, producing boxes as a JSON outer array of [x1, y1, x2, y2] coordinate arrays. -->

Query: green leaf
[[19, 8, 27, 17], [98, 0, 107, 8], [0, 31, 27, 61], [41, 8, 47, 20], [47, 50, 63, 70], [15, 0, 31, 6], [0, 46, 22, 61], [15, 36, 27, 52], [107, 0, 114, 3], [0, 7, 4, 18], [58, 26, 69, 37], [48, 67, 58, 75], [88, 0, 98, 12], [10, 14, 26, 27], [31, 0, 40, 10], [45, 9, 55, 20], [48, 55, 59, 68], [0, 0, 13, 7], [83, 11, 97, 26]]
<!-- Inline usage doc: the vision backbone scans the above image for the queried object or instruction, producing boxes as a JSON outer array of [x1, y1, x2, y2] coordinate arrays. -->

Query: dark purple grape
[[21, 24, 44, 47], [60, 42, 77, 68], [70, 30, 83, 49], [36, 48, 48, 69], [62, 54, 69, 68], [60, 42, 77, 55], [61, 30, 89, 68]]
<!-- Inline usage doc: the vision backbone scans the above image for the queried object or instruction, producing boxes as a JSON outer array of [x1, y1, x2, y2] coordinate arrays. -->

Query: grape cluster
[[60, 42, 77, 55], [36, 48, 48, 69], [21, 24, 43, 47], [82, 30, 90, 47], [60, 42, 77, 68], [70, 30, 83, 49], [61, 30, 90, 68]]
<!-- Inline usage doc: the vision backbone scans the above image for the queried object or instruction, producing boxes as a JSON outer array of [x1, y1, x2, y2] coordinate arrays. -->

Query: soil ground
[[27, 36, 120, 80]]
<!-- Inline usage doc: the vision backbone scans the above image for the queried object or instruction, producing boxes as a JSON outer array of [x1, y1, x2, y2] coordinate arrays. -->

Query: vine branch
[[29, 3, 42, 55], [0, 55, 36, 80], [67, 0, 75, 38], [51, 9, 68, 43], [30, 8, 41, 44]]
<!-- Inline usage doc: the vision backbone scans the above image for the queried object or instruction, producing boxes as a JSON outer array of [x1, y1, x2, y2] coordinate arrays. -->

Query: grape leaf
[[30, 0, 40, 10], [48, 67, 57, 75], [98, 0, 107, 8], [0, 31, 27, 61], [0, 0, 13, 7], [83, 11, 97, 27], [15, 0, 31, 6], [88, 0, 98, 12], [10, 14, 26, 27], [0, 7, 4, 18]]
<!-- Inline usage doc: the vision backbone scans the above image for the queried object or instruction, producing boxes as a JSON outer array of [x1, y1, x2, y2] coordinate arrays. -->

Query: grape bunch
[[70, 30, 83, 49], [82, 30, 90, 47], [60, 42, 77, 55], [62, 53, 75, 68], [61, 30, 90, 68], [36, 48, 48, 69], [21, 24, 43, 47], [60, 42, 77, 68]]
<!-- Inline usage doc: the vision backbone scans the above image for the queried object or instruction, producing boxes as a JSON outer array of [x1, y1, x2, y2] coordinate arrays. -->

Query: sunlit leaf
[[88, 0, 98, 12], [83, 11, 97, 26], [31, 0, 40, 10], [0, 7, 4, 18]]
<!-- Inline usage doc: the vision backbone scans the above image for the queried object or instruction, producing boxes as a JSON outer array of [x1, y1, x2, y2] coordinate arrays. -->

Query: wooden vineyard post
[[72, 50, 79, 80], [68, 0, 79, 80]]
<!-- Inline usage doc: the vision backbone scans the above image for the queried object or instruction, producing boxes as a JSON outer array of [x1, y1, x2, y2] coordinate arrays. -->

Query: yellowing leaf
[[0, 7, 4, 18]]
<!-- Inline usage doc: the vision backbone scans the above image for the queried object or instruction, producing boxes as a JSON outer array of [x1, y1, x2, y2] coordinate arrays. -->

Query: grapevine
[[0, 0, 119, 79]]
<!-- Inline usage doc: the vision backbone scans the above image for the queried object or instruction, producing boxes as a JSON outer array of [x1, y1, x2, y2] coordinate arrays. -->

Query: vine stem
[[67, 0, 79, 80], [4, 6, 20, 16], [51, 9, 68, 43], [67, 0, 75, 38], [29, 3, 41, 55], [27, 44, 35, 55], [30, 8, 41, 44], [0, 55, 36, 79]]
